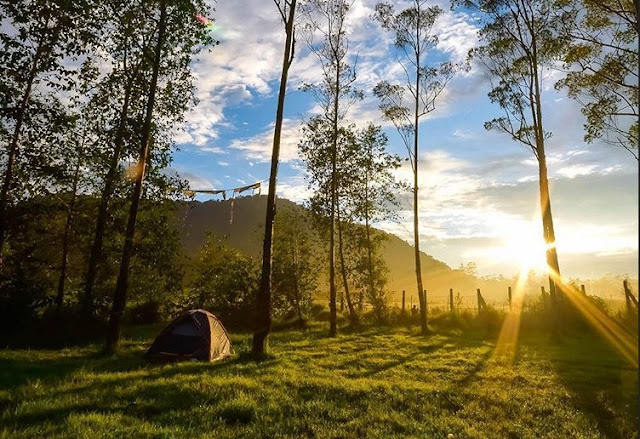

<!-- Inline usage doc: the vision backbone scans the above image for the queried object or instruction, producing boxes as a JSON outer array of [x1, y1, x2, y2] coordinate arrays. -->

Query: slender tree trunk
[[413, 33, 428, 334], [253, 0, 297, 357], [337, 204, 356, 322], [292, 239, 302, 321], [538, 156, 561, 290], [106, 0, 167, 353], [83, 76, 134, 313], [56, 157, 81, 310], [0, 35, 47, 259], [329, 142, 338, 336], [530, 25, 561, 332], [365, 215, 376, 306], [364, 165, 376, 307], [328, 53, 341, 337], [537, 148, 561, 337]]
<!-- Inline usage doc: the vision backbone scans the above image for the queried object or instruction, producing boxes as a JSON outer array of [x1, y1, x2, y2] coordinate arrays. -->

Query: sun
[[500, 225, 548, 274]]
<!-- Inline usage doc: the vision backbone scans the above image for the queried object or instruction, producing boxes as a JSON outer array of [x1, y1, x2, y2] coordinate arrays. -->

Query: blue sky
[[169, 0, 638, 279]]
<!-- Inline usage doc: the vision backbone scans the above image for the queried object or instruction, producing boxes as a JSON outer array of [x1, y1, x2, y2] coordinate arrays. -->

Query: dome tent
[[145, 309, 232, 362]]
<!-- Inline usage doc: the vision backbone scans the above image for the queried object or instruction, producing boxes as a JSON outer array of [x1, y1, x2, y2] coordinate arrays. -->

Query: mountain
[[177, 195, 509, 307]]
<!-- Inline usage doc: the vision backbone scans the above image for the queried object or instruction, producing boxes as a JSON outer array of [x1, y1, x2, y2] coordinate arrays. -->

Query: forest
[[0, 0, 638, 437]]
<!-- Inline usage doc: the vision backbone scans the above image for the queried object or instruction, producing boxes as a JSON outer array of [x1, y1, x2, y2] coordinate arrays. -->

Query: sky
[[168, 0, 638, 280]]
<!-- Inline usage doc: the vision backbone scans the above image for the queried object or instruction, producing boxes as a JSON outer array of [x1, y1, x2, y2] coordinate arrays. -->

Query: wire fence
[[384, 281, 637, 315]]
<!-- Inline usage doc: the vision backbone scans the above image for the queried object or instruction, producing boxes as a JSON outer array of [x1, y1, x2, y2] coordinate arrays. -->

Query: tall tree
[[106, 0, 211, 352], [351, 124, 401, 322], [373, 1, 455, 334], [106, 0, 168, 352], [55, 120, 87, 310], [253, 0, 298, 358], [556, 0, 638, 159], [301, 122, 360, 324], [81, 0, 197, 313], [458, 0, 566, 325], [301, 0, 360, 336], [0, 0, 95, 260]]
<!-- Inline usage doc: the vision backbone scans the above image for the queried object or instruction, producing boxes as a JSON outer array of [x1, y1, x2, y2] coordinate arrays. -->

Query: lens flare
[[195, 13, 219, 34]]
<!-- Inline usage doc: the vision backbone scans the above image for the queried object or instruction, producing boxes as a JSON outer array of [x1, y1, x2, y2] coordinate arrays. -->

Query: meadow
[[1, 321, 637, 439]]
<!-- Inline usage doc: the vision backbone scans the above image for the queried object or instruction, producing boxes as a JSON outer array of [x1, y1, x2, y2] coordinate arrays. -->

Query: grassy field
[[0, 323, 637, 438]]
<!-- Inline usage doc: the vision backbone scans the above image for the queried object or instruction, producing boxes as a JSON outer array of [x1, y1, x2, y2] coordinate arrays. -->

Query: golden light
[[477, 218, 549, 274], [125, 161, 144, 181], [493, 260, 639, 368], [492, 261, 530, 365], [491, 216, 638, 368], [548, 268, 638, 368]]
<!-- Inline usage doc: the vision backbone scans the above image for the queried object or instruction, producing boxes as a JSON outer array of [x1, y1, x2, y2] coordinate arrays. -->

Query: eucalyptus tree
[[556, 0, 638, 159], [81, 0, 154, 313], [0, 0, 96, 259], [106, 0, 214, 352], [299, 118, 360, 324], [253, 0, 298, 358], [373, 1, 455, 334], [300, 0, 361, 336], [82, 0, 207, 313], [457, 0, 567, 321], [350, 124, 401, 322]]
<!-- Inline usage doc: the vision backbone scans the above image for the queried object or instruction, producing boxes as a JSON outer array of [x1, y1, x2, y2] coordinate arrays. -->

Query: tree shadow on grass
[[525, 332, 638, 439], [355, 340, 451, 378], [451, 346, 494, 388], [0, 354, 89, 393], [0, 350, 280, 435]]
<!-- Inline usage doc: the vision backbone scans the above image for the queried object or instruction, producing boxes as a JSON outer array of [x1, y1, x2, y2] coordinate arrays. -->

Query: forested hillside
[[179, 195, 510, 305]]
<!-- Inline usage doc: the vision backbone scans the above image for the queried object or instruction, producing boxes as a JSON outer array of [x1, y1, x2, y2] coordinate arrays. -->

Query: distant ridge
[[177, 195, 497, 304]]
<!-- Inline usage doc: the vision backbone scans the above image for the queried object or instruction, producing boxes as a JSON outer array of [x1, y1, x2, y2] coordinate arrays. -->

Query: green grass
[[0, 324, 637, 438]]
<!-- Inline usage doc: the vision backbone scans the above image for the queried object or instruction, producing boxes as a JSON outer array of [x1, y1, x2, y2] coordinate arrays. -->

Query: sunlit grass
[[492, 263, 530, 365], [0, 324, 637, 438], [547, 268, 639, 368]]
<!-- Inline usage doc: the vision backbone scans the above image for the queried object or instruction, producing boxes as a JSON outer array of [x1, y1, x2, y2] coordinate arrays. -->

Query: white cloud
[[176, 0, 287, 148], [198, 146, 226, 154], [265, 175, 313, 204], [556, 164, 598, 178], [452, 129, 474, 139], [180, 171, 221, 190], [566, 149, 589, 156], [229, 118, 303, 163], [433, 11, 479, 64]]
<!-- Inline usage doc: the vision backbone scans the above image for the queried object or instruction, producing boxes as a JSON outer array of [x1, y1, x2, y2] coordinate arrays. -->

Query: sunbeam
[[492, 262, 530, 365], [492, 261, 638, 369], [549, 269, 639, 368]]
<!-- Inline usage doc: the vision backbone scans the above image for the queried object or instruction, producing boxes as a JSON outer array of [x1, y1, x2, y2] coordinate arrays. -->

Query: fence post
[[508, 286, 512, 308], [449, 288, 454, 313], [580, 284, 586, 295], [401, 290, 406, 314], [624, 279, 638, 312], [477, 288, 484, 312]]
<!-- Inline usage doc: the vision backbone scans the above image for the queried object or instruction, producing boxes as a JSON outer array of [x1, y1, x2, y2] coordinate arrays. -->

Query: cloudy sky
[[170, 0, 638, 279]]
